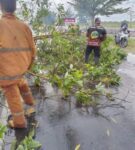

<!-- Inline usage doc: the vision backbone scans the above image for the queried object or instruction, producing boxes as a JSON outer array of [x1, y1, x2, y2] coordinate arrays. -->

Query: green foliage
[[10, 126, 41, 150], [0, 123, 7, 139], [16, 136, 42, 150], [55, 4, 66, 26], [76, 90, 93, 106], [18, 0, 50, 33], [62, 68, 83, 96], [33, 33, 126, 106], [31, 61, 45, 87], [101, 37, 127, 66], [34, 77, 41, 87], [75, 89, 99, 107], [18, 0, 127, 106], [0, 123, 7, 150], [68, 24, 80, 35]]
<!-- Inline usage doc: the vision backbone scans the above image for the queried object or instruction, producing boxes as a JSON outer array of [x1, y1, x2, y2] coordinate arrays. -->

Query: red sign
[[64, 18, 76, 23]]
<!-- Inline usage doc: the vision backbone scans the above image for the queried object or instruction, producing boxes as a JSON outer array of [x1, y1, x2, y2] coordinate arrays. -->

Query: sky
[[53, 0, 135, 22]]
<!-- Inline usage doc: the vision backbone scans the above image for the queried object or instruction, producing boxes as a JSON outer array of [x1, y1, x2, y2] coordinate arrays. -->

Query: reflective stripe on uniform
[[25, 107, 35, 116], [0, 74, 23, 80], [13, 111, 24, 117], [21, 91, 31, 97], [0, 48, 32, 52]]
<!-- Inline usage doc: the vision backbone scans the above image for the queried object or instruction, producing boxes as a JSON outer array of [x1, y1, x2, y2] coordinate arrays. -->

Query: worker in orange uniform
[[0, 0, 36, 128]]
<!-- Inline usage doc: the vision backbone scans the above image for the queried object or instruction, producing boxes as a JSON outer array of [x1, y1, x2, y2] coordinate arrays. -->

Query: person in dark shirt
[[85, 17, 107, 65]]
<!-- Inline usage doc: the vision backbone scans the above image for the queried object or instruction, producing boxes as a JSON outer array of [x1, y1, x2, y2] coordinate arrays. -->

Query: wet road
[[2, 53, 135, 150], [34, 53, 135, 150]]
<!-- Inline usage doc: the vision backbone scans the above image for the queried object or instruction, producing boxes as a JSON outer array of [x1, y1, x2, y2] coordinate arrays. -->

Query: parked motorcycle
[[115, 30, 130, 48], [115, 22, 130, 48]]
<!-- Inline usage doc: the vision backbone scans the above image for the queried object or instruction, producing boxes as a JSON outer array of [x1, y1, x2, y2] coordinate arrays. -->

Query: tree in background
[[18, 0, 50, 33], [55, 4, 66, 26], [69, 0, 129, 25], [55, 4, 76, 26], [18, 1, 75, 34]]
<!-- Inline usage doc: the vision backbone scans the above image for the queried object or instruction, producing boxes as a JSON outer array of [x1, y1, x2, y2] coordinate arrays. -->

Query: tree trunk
[[91, 15, 95, 26]]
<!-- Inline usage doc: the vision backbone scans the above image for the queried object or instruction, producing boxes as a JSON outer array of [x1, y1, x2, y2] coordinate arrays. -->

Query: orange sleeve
[[24, 24, 36, 69], [24, 24, 36, 59]]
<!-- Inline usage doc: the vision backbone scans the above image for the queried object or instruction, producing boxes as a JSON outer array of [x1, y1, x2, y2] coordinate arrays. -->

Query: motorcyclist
[[120, 22, 130, 34]]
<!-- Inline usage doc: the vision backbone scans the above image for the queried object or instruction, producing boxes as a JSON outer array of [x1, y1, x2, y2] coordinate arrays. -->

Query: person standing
[[85, 17, 107, 64], [0, 0, 36, 128]]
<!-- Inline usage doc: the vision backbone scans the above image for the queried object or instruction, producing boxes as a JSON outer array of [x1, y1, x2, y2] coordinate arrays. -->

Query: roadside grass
[[103, 22, 135, 29], [103, 22, 121, 29], [107, 35, 135, 54], [124, 38, 135, 53]]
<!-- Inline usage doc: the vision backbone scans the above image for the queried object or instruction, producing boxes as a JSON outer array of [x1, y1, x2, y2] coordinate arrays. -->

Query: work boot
[[14, 128, 28, 149], [15, 128, 28, 142]]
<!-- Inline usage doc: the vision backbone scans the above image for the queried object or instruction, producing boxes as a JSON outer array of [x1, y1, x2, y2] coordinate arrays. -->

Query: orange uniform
[[0, 13, 36, 128]]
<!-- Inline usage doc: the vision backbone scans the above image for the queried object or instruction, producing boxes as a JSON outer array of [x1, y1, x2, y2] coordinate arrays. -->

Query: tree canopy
[[70, 0, 129, 24]]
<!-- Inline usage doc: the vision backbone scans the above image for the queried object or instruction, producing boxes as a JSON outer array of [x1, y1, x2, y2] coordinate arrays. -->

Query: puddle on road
[[35, 53, 135, 150], [127, 53, 135, 65], [3, 53, 135, 150], [118, 53, 135, 79]]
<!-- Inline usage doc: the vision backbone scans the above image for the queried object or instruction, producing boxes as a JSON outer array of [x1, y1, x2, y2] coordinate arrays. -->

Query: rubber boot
[[14, 128, 28, 148]]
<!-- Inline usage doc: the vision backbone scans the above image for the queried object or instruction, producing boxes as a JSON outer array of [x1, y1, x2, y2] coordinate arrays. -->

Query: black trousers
[[85, 45, 100, 63]]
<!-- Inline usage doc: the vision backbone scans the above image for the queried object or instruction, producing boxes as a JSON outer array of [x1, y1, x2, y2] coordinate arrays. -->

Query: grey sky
[[53, 0, 135, 22]]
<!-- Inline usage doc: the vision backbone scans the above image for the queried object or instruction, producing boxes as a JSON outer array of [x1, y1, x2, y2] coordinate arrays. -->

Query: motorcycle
[[115, 30, 130, 48]]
